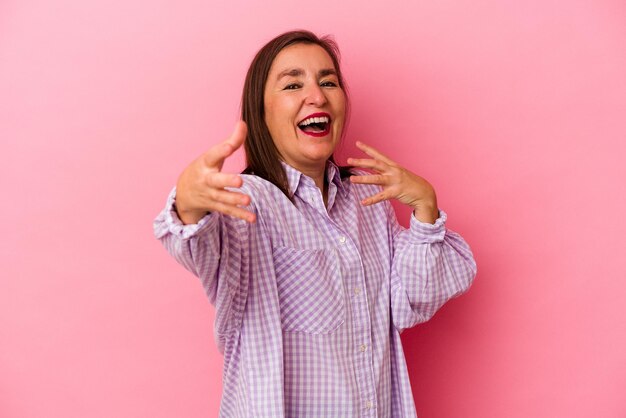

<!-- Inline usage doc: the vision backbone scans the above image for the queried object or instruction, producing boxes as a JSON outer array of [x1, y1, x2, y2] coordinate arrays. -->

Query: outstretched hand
[[175, 121, 256, 225], [347, 141, 439, 224]]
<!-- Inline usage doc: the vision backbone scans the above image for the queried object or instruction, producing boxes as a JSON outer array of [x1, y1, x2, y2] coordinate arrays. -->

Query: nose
[[304, 83, 327, 107]]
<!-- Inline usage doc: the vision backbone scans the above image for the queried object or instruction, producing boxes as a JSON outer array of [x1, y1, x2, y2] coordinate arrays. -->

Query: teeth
[[299, 115, 329, 126]]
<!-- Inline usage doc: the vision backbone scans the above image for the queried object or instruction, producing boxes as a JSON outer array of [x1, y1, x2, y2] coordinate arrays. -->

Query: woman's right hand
[[175, 121, 256, 225]]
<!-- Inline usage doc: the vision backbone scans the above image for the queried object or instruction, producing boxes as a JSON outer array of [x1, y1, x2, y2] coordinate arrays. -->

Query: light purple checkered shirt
[[153, 161, 476, 417]]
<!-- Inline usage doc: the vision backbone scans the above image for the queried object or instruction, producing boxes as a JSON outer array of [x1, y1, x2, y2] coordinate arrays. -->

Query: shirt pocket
[[272, 246, 345, 334]]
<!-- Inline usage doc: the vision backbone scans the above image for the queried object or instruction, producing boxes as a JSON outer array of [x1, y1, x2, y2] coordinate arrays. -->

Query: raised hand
[[175, 121, 256, 225], [347, 141, 439, 224]]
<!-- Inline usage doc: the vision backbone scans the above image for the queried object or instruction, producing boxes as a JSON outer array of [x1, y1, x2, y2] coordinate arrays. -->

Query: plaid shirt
[[154, 161, 476, 417]]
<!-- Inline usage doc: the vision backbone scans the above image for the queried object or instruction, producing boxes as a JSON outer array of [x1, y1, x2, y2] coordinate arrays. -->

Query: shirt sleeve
[[153, 187, 255, 350], [387, 201, 477, 332]]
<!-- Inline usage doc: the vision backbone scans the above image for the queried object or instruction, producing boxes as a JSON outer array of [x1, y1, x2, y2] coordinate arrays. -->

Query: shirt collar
[[280, 160, 349, 197]]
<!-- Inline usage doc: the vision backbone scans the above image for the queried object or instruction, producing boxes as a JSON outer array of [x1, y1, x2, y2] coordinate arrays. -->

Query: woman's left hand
[[347, 141, 439, 224]]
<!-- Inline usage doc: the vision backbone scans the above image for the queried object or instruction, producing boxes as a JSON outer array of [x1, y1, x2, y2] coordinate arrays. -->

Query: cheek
[[266, 98, 297, 128], [264, 106, 283, 135], [333, 93, 346, 117]]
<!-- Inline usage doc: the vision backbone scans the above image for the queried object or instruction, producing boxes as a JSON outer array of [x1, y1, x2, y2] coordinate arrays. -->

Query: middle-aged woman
[[154, 30, 477, 417]]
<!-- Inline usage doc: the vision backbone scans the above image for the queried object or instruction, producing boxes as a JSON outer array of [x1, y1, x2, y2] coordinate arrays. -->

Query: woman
[[154, 30, 476, 417]]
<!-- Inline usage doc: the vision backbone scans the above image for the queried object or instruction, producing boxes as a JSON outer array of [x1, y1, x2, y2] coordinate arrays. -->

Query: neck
[[297, 164, 328, 205], [291, 162, 326, 190], [310, 172, 325, 193]]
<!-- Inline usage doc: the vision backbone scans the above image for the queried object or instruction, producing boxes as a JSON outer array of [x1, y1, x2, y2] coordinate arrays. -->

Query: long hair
[[241, 30, 352, 199]]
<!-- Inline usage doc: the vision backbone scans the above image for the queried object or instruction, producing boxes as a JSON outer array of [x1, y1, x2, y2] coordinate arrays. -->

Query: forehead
[[268, 43, 336, 77]]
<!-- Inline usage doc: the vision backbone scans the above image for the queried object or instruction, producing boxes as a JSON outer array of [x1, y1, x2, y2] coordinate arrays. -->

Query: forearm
[[153, 188, 221, 277], [390, 211, 477, 331]]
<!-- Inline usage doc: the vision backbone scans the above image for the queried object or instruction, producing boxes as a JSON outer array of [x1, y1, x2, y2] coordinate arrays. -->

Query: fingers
[[349, 173, 389, 186], [203, 121, 248, 168], [360, 191, 388, 206], [177, 121, 253, 223], [205, 172, 244, 189], [355, 141, 395, 165], [202, 172, 255, 222], [209, 200, 256, 223], [348, 142, 395, 206], [203, 141, 237, 168], [202, 187, 255, 223], [207, 188, 251, 208], [346, 157, 387, 172]]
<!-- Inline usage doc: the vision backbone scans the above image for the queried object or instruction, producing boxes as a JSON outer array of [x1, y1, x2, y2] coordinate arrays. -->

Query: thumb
[[225, 120, 247, 150], [202, 121, 247, 168]]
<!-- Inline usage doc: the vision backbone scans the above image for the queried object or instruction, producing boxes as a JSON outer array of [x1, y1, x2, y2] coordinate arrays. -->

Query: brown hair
[[241, 30, 352, 199]]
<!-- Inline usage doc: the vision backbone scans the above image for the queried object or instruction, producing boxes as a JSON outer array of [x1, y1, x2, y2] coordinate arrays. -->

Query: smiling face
[[263, 43, 346, 175]]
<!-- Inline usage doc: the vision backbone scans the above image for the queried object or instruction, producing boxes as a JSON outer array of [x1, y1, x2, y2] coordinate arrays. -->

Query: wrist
[[411, 196, 438, 224], [174, 202, 207, 225]]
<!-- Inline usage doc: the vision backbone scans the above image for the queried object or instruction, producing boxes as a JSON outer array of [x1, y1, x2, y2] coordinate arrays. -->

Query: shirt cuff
[[164, 187, 218, 240], [408, 209, 447, 243]]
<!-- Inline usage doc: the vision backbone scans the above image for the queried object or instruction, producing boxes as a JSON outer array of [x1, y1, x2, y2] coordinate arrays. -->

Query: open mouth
[[297, 113, 331, 137]]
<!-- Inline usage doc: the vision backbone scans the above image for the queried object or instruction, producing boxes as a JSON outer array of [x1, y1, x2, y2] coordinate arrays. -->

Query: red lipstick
[[297, 112, 331, 138]]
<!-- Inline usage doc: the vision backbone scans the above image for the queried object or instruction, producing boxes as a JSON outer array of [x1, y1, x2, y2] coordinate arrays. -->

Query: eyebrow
[[276, 68, 337, 80]]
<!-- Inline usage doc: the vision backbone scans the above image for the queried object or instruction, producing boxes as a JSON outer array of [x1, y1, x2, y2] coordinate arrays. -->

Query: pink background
[[2, 0, 625, 417]]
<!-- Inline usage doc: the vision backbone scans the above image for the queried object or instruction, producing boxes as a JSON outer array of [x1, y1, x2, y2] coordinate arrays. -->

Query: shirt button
[[365, 400, 373, 409], [354, 287, 361, 295], [359, 344, 367, 352], [339, 236, 347, 244]]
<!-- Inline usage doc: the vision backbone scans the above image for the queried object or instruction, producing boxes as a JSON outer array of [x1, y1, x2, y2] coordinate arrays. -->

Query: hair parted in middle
[[241, 29, 352, 200]]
